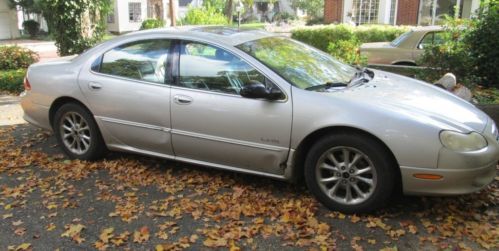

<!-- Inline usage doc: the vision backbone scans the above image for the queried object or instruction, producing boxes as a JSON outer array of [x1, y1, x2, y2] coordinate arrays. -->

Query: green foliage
[[182, 6, 228, 25], [417, 18, 474, 85], [466, 0, 499, 88], [22, 20, 40, 37], [140, 19, 165, 30], [273, 12, 297, 23], [0, 69, 26, 93], [39, 0, 112, 56], [291, 0, 324, 19], [0, 46, 39, 70], [292, 24, 408, 65], [327, 38, 366, 65], [203, 0, 226, 13]]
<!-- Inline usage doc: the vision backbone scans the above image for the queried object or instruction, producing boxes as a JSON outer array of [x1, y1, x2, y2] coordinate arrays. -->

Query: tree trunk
[[225, 0, 233, 24], [169, 0, 176, 26]]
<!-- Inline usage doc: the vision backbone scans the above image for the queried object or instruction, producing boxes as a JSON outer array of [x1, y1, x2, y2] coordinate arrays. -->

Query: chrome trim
[[107, 144, 287, 181], [96, 116, 286, 152], [97, 116, 170, 132], [171, 129, 287, 152]]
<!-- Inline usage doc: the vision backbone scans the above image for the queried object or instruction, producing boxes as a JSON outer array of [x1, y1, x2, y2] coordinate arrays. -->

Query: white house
[[0, 0, 20, 39], [107, 0, 203, 33]]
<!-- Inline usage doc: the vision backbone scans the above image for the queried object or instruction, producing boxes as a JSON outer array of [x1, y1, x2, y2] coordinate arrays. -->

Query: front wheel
[[53, 103, 107, 160], [304, 133, 397, 213]]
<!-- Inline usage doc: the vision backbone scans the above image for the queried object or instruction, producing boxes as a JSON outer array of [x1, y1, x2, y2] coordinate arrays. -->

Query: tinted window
[[99, 40, 170, 84], [179, 42, 269, 94]]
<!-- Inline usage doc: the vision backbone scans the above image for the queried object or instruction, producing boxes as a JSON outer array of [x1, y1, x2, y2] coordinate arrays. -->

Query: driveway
[[0, 121, 497, 250]]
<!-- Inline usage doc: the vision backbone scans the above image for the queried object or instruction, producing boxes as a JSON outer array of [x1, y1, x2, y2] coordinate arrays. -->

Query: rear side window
[[98, 39, 171, 84]]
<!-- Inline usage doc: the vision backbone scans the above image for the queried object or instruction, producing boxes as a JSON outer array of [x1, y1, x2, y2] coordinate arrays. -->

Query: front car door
[[170, 40, 292, 175], [78, 39, 175, 157]]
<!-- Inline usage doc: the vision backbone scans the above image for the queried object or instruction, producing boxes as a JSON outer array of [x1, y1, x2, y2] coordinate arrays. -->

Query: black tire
[[53, 103, 107, 160], [304, 132, 397, 213]]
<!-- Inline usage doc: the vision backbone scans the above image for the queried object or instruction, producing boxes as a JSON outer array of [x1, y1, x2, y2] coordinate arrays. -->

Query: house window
[[389, 0, 397, 25], [352, 0, 380, 24], [129, 2, 142, 22]]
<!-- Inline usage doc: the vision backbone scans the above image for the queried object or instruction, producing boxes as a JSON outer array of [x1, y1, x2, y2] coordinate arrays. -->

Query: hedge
[[0, 69, 26, 93], [291, 24, 410, 52], [140, 19, 165, 30]]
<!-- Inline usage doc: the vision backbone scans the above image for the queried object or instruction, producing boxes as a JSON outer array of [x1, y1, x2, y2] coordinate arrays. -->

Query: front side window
[[129, 2, 142, 22], [237, 37, 356, 90], [99, 39, 170, 84], [179, 41, 270, 95]]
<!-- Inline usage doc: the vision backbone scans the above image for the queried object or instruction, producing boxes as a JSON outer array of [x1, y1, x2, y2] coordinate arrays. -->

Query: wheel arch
[[49, 96, 93, 129], [291, 126, 402, 191]]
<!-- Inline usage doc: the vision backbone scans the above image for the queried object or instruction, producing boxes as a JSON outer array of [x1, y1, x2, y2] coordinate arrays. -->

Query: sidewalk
[[0, 95, 25, 126]]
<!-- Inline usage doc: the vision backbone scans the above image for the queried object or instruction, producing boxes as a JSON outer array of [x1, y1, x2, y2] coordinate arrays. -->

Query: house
[[106, 0, 207, 33], [324, 0, 481, 26], [0, 0, 20, 39]]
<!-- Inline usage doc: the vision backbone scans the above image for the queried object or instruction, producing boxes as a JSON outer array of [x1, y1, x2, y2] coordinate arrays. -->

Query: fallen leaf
[[133, 226, 150, 243]]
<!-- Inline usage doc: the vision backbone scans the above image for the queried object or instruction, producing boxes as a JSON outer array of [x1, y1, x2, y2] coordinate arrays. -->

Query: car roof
[[123, 26, 275, 46], [410, 26, 443, 32]]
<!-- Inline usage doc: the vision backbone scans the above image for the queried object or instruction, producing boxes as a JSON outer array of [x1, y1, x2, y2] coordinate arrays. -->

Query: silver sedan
[[21, 27, 499, 213]]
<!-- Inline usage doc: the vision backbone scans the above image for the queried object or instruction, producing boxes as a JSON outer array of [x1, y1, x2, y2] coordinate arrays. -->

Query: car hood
[[325, 70, 488, 133], [360, 42, 394, 49]]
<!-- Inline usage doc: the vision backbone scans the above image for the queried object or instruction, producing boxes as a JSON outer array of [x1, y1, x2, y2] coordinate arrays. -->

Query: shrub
[[182, 6, 227, 25], [327, 38, 366, 65], [22, 20, 40, 38], [292, 24, 409, 52], [466, 1, 499, 88], [0, 69, 26, 93], [140, 19, 165, 30], [292, 24, 408, 65], [0, 46, 39, 70]]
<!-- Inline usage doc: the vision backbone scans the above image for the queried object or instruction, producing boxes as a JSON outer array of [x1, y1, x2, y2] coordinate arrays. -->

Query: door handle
[[173, 95, 193, 105], [88, 82, 102, 90]]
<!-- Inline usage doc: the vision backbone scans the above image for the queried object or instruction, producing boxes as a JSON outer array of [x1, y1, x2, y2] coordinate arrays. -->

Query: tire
[[53, 103, 107, 160], [304, 133, 397, 213]]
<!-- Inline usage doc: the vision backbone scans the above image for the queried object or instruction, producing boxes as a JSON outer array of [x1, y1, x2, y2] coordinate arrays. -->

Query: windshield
[[236, 37, 357, 90], [391, 31, 413, 47]]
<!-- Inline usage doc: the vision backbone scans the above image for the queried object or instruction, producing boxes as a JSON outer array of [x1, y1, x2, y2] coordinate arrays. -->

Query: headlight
[[440, 130, 487, 152]]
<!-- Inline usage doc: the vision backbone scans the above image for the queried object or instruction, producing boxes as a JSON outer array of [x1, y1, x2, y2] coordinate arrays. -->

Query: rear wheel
[[53, 103, 107, 160], [304, 133, 396, 213]]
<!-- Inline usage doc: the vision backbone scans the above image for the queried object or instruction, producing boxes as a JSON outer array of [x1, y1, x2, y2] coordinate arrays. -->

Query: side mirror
[[240, 80, 284, 100]]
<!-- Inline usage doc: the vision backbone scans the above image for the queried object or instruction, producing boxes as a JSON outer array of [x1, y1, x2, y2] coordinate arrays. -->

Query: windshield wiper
[[305, 82, 348, 91], [349, 67, 374, 85]]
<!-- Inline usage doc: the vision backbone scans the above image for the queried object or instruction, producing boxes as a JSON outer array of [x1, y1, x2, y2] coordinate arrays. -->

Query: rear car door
[[170, 40, 292, 175], [78, 39, 175, 157]]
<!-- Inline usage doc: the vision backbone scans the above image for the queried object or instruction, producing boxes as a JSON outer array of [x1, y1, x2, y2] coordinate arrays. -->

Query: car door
[[413, 31, 443, 61], [170, 40, 292, 175], [78, 39, 175, 157]]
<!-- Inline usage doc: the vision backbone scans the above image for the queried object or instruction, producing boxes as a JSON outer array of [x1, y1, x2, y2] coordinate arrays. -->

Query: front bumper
[[400, 162, 496, 195], [401, 118, 499, 195]]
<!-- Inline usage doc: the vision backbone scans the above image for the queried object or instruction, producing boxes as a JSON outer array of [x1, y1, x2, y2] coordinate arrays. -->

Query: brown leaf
[[133, 226, 150, 243]]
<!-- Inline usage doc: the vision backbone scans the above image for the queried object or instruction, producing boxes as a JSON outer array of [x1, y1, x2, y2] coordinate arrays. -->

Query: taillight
[[24, 77, 31, 91]]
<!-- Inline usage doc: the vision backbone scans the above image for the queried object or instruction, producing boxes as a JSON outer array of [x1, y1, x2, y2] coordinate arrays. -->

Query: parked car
[[21, 27, 499, 213], [360, 26, 443, 66]]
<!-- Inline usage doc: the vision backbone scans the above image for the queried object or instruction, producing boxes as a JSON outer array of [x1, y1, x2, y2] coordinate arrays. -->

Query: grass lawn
[[474, 87, 499, 105]]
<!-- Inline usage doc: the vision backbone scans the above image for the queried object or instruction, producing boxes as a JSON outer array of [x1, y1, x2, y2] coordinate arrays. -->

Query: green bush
[[466, 1, 499, 88], [140, 19, 165, 30], [22, 20, 40, 38], [0, 46, 39, 70], [182, 6, 227, 25], [0, 69, 26, 93], [292, 24, 408, 65], [327, 38, 366, 65], [292, 24, 409, 52]]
